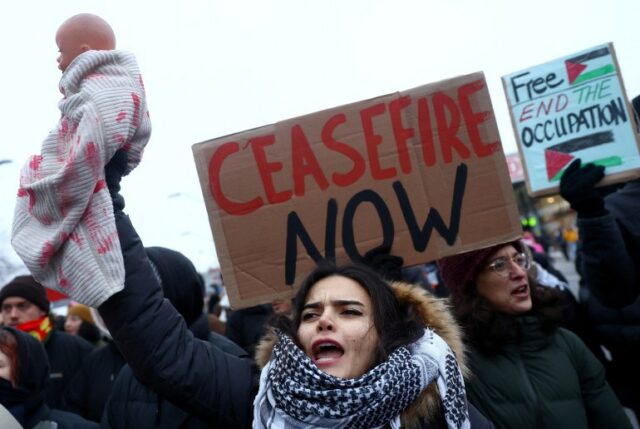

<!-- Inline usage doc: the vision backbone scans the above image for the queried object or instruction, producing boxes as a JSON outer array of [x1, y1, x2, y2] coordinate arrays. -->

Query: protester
[[11, 13, 151, 307], [102, 246, 251, 428], [0, 275, 92, 409], [253, 263, 493, 428], [206, 293, 227, 335], [64, 303, 102, 345], [225, 303, 273, 357], [0, 327, 98, 428], [559, 155, 639, 308], [91, 153, 496, 427], [438, 240, 631, 429], [558, 97, 640, 418]]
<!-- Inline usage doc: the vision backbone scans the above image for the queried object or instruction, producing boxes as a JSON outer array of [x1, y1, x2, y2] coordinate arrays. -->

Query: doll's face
[[55, 23, 88, 72]]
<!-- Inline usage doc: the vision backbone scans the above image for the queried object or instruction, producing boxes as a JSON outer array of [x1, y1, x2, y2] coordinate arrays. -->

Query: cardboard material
[[502, 42, 640, 197], [193, 72, 521, 309]]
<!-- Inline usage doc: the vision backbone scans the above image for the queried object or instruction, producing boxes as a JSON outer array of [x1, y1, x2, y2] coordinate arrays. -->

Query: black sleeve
[[577, 213, 637, 308], [98, 211, 254, 428], [63, 356, 92, 420]]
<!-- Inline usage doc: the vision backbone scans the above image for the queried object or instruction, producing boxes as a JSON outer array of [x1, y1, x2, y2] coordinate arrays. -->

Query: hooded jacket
[[102, 246, 251, 429], [254, 282, 492, 429], [0, 328, 98, 429], [577, 179, 640, 307]]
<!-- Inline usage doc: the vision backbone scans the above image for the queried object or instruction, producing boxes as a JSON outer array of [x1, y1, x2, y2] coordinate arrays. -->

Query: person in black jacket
[[64, 339, 125, 422], [0, 276, 93, 409], [224, 303, 273, 357], [560, 158, 640, 308], [0, 327, 98, 428], [101, 246, 252, 428]]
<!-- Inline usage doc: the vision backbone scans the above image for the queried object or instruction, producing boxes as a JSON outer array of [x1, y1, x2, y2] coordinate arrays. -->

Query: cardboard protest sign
[[503, 42, 640, 197], [193, 72, 521, 309]]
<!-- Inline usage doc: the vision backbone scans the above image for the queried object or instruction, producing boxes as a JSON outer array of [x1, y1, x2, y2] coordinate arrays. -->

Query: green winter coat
[[466, 315, 631, 429]]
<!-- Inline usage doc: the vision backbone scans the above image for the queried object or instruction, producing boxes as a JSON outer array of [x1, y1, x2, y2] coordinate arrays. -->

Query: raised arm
[[98, 155, 254, 427]]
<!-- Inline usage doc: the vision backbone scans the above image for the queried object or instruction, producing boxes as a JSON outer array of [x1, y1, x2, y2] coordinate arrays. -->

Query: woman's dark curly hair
[[272, 263, 426, 365], [452, 269, 565, 354]]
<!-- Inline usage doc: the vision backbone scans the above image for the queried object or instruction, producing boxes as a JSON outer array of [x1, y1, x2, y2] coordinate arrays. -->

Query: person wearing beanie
[[64, 304, 102, 345], [0, 276, 92, 410], [437, 241, 630, 429], [0, 327, 98, 428]]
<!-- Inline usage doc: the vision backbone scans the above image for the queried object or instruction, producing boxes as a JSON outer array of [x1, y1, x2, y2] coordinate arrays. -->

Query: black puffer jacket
[[65, 340, 126, 422], [578, 179, 640, 307], [44, 327, 93, 409], [0, 327, 98, 429], [102, 318, 249, 429], [99, 215, 256, 427]]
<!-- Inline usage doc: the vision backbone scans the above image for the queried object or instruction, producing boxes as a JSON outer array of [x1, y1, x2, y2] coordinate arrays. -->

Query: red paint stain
[[17, 188, 27, 197], [116, 111, 127, 122], [27, 189, 36, 213], [29, 155, 43, 170], [58, 117, 69, 141], [97, 234, 115, 255], [94, 180, 107, 193], [85, 141, 100, 172], [58, 267, 70, 289], [39, 241, 55, 267], [131, 93, 141, 127]]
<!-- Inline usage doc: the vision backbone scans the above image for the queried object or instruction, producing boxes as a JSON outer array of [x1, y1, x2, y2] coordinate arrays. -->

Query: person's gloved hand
[[104, 150, 128, 212], [559, 158, 606, 218], [362, 244, 404, 282]]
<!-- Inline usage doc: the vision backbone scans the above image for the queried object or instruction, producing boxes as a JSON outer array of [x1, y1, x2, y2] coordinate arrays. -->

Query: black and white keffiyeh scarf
[[253, 329, 470, 429]]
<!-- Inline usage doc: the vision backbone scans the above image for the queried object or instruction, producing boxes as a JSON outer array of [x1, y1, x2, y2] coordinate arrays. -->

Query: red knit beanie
[[437, 240, 524, 299]]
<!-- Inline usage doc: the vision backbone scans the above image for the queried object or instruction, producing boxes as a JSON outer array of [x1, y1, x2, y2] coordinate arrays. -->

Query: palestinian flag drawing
[[544, 131, 622, 181], [565, 47, 616, 86]]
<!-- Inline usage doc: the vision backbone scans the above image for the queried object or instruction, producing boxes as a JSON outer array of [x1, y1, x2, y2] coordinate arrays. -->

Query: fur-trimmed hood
[[255, 281, 468, 428]]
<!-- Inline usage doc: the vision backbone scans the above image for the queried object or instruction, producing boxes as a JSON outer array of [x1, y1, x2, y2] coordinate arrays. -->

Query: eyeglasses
[[485, 253, 531, 276]]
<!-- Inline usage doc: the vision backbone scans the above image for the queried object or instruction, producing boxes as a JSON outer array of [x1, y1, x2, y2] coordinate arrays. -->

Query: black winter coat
[[578, 179, 640, 307], [44, 328, 93, 409], [99, 212, 256, 427], [65, 340, 126, 422], [0, 328, 97, 429], [102, 319, 250, 429]]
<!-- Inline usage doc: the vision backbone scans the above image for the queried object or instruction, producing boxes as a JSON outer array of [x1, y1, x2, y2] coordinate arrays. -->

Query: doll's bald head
[[56, 13, 116, 72]]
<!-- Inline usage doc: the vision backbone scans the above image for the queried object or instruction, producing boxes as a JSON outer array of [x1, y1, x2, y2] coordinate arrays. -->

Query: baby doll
[[12, 13, 152, 307]]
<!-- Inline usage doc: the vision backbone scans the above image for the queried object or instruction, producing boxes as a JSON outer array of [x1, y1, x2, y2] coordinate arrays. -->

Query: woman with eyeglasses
[[437, 240, 631, 429]]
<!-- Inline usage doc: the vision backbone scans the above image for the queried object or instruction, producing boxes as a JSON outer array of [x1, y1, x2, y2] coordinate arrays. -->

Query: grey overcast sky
[[1, 0, 639, 273]]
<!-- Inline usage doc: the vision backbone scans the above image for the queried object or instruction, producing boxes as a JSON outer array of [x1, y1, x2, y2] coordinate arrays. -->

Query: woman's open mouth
[[312, 340, 344, 365], [511, 284, 529, 299]]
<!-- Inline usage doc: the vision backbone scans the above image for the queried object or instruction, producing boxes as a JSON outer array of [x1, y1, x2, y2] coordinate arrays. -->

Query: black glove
[[559, 158, 606, 218], [104, 150, 128, 212], [362, 244, 404, 282]]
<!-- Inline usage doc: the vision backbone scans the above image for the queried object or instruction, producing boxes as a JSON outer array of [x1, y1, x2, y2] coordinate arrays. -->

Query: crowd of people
[[1, 11, 639, 429]]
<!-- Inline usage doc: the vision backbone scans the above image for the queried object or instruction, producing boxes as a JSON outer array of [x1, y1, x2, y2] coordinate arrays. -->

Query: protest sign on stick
[[502, 42, 640, 197], [193, 72, 521, 309]]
